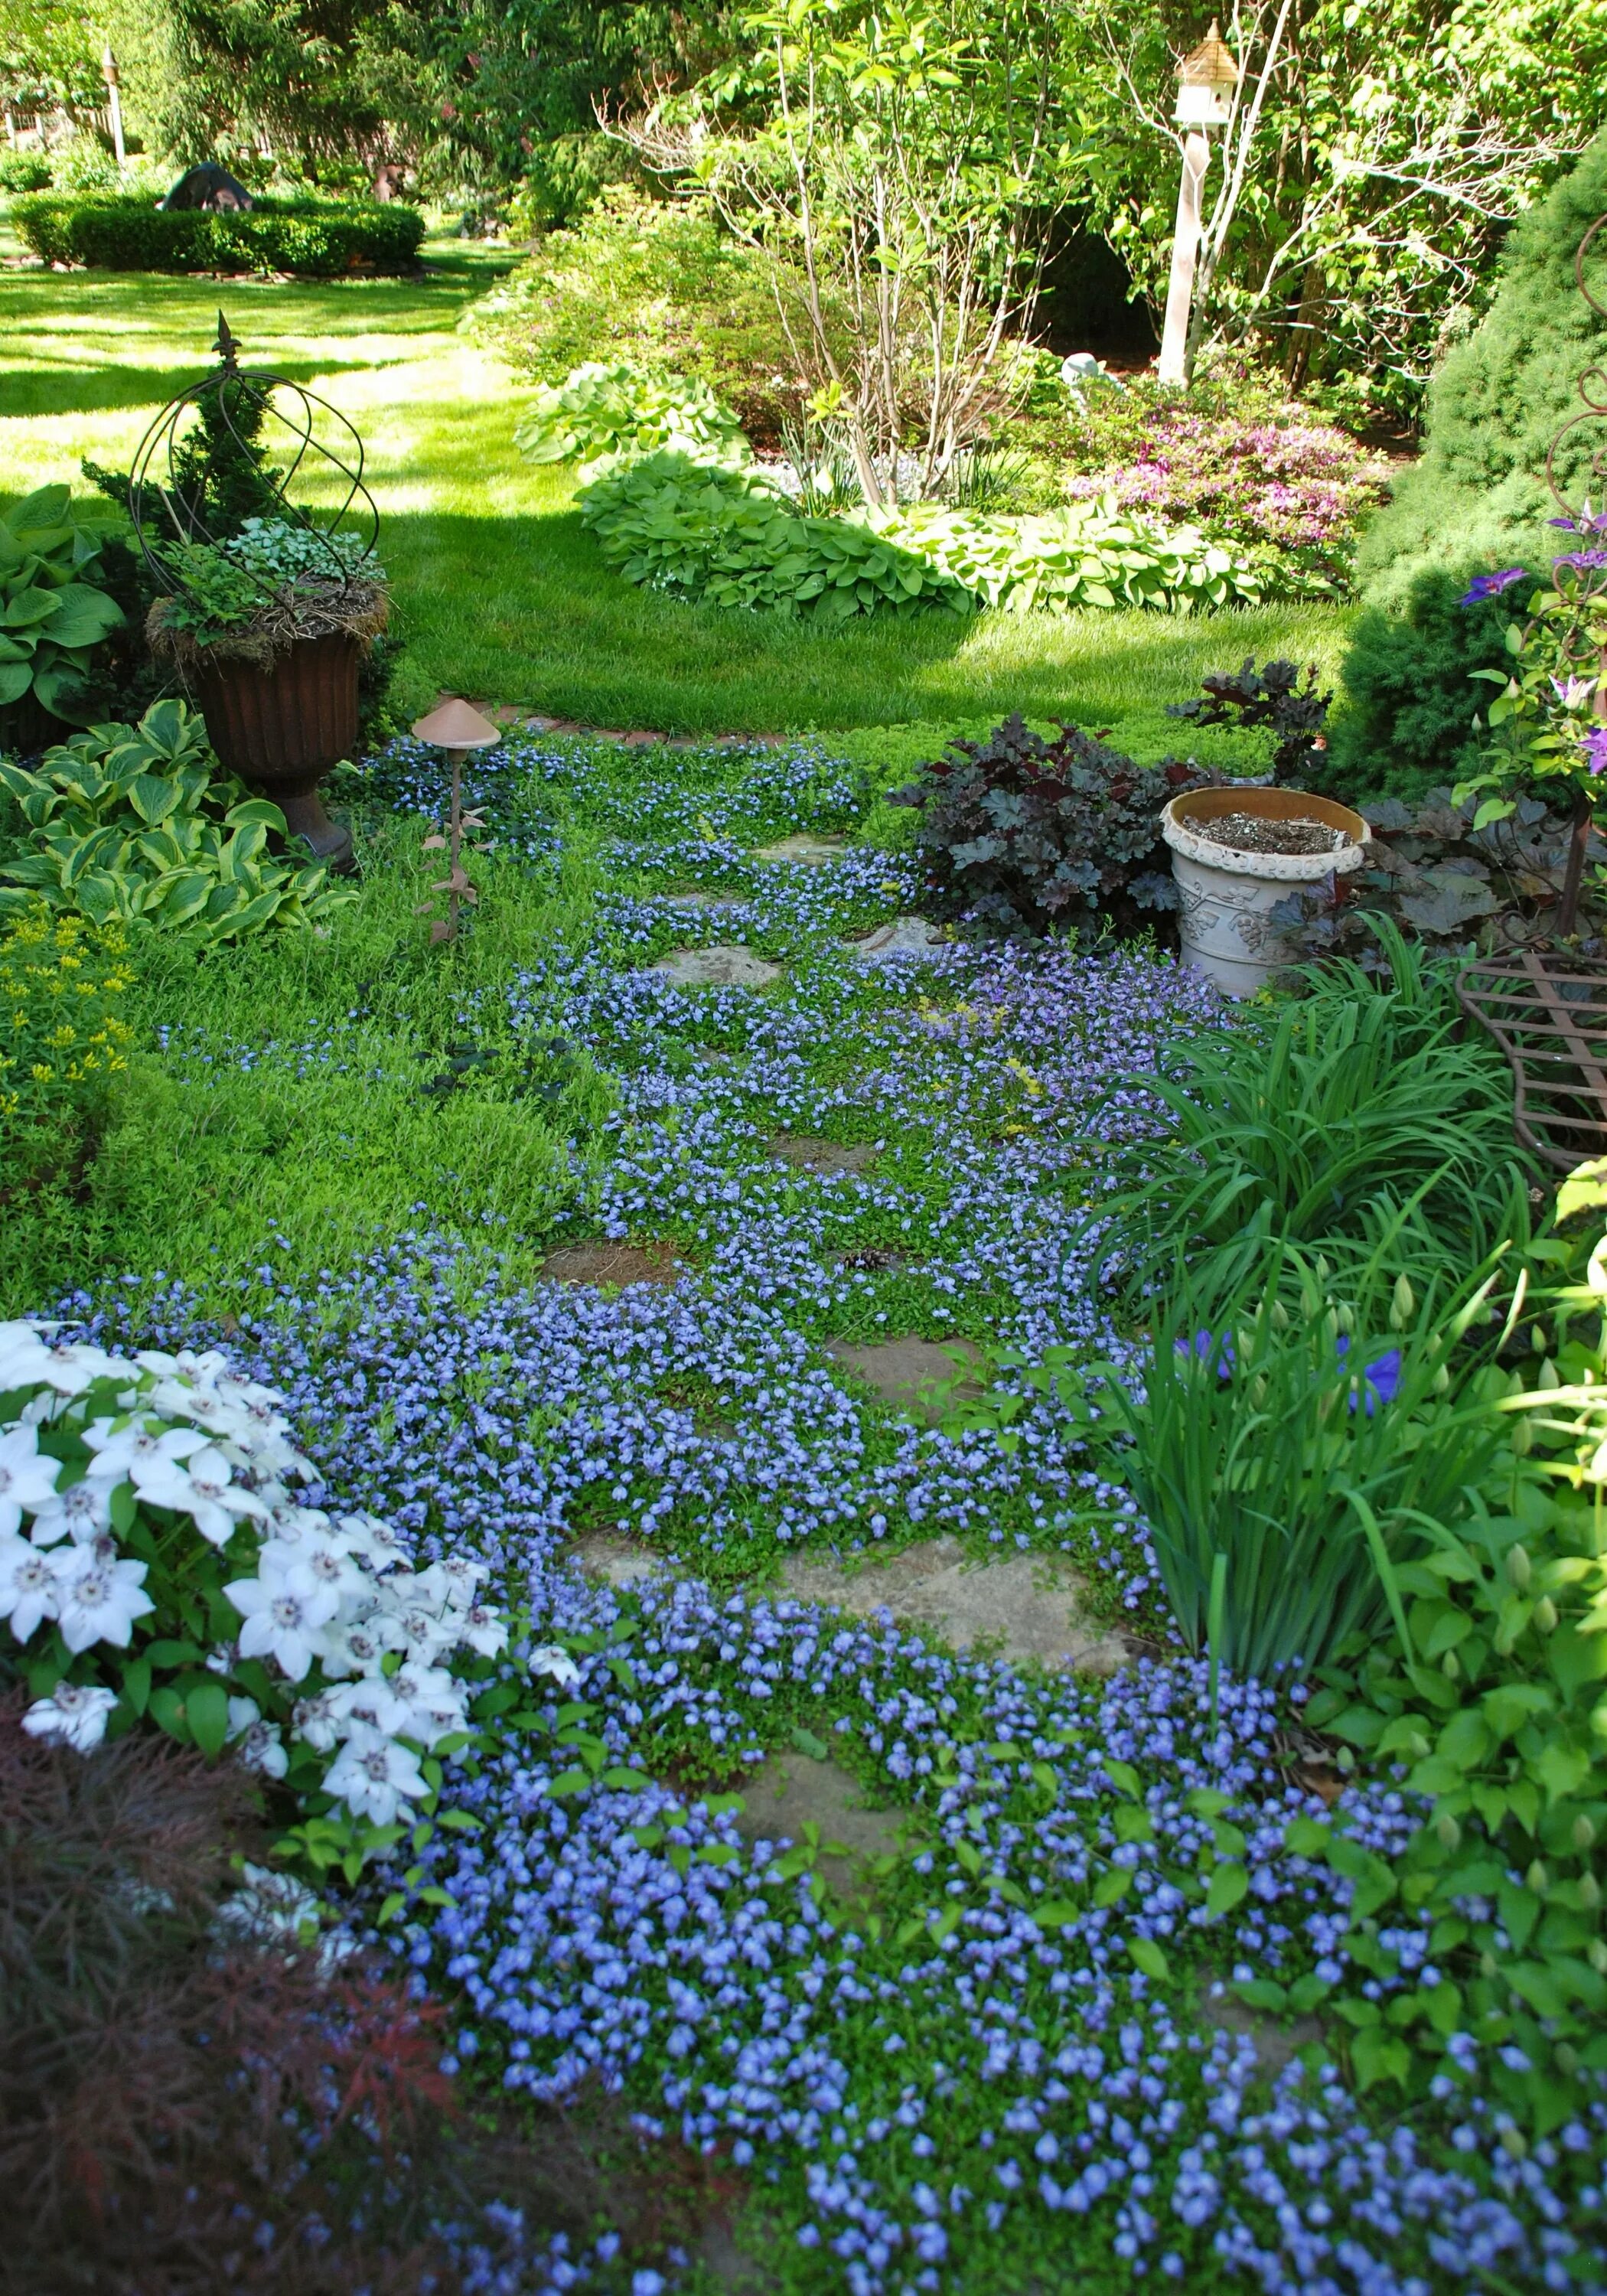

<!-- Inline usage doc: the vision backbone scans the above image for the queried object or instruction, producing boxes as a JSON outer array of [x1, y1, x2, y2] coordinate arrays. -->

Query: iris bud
[[1435, 1811, 1460, 1850], [1573, 1813, 1597, 1852], [1508, 1545, 1533, 1590], [1390, 1274, 1416, 1331], [1589, 1940, 1607, 1975], [1526, 1858, 1549, 1896], [1579, 1873, 1602, 1910], [1441, 1649, 1461, 1681], [1534, 1596, 1559, 1632]]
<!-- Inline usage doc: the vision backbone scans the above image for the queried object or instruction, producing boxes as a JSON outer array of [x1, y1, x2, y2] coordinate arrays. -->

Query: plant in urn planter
[[130, 318, 384, 869], [1162, 785, 1369, 995]]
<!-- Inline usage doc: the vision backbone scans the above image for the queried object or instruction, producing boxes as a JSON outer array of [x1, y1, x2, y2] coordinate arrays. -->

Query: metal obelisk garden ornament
[[131, 315, 387, 870]]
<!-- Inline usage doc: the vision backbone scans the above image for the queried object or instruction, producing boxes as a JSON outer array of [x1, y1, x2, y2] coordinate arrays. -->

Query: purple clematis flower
[[1553, 550, 1607, 573], [1584, 726, 1607, 778], [1456, 567, 1529, 606], [1550, 507, 1607, 533]]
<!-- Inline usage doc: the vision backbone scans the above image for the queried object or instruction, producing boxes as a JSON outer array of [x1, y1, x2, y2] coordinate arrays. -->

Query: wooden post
[[1158, 130, 1211, 386]]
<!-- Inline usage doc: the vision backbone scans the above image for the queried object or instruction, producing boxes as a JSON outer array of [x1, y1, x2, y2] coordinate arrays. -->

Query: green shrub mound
[[1355, 133, 1607, 607], [14, 194, 425, 278], [1322, 567, 1537, 804], [579, 452, 1264, 625]]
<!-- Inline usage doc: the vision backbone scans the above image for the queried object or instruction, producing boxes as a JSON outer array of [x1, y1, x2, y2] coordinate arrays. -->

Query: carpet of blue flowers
[[58, 733, 1607, 2294]]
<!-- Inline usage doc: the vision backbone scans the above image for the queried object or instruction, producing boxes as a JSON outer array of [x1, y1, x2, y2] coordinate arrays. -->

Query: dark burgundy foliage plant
[[1167, 657, 1332, 781], [892, 714, 1201, 938], [0, 1699, 586, 2294]]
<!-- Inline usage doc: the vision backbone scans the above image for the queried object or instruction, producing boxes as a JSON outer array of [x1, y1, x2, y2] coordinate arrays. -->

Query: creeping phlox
[[0, 1319, 568, 1842]]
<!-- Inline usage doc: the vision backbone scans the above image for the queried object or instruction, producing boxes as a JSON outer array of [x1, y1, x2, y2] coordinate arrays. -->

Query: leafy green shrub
[[1090, 933, 1535, 1300], [514, 360, 748, 469], [578, 452, 973, 623], [890, 714, 1201, 936], [468, 186, 803, 444], [0, 904, 133, 1161], [1324, 567, 1534, 804], [0, 485, 125, 729], [0, 152, 51, 194], [1354, 132, 1607, 607], [1168, 657, 1332, 781], [1094, 1233, 1510, 1678], [0, 702, 357, 942], [12, 193, 425, 277]]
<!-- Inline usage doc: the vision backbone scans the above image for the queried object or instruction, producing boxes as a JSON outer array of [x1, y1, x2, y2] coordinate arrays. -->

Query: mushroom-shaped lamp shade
[[1175, 21, 1239, 126], [412, 698, 503, 752]]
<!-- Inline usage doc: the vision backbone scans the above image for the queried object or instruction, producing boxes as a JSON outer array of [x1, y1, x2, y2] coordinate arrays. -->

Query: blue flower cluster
[[55, 732, 1607, 2293]]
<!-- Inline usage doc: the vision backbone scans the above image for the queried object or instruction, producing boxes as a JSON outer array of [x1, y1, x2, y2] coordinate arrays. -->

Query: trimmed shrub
[[1354, 133, 1607, 606], [0, 152, 51, 194], [13, 193, 425, 277], [1322, 566, 1538, 804], [890, 715, 1201, 937]]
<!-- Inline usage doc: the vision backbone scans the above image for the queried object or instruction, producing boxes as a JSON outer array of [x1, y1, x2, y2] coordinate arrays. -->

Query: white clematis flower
[[226, 1557, 340, 1681], [0, 1534, 62, 1640], [227, 1695, 289, 1780], [0, 1424, 60, 1535], [181, 1444, 270, 1546], [0, 1319, 60, 1394], [451, 1601, 510, 1659], [531, 1644, 583, 1688], [323, 1726, 429, 1825], [55, 1548, 155, 1653], [25, 1476, 115, 1548], [22, 1680, 118, 1753]]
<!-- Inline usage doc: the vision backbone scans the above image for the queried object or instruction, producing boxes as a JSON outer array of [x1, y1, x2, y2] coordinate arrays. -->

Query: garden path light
[[412, 697, 501, 943]]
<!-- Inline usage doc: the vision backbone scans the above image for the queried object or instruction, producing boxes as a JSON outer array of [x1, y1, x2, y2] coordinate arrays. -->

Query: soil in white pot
[[1198, 811, 1348, 857]]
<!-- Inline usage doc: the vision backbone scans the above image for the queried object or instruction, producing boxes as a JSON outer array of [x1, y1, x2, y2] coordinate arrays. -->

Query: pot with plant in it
[[1162, 786, 1369, 996], [147, 520, 388, 872]]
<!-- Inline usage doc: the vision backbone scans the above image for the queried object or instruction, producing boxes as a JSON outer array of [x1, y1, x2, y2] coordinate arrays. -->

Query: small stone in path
[[663, 890, 743, 912], [730, 1749, 911, 1900], [751, 833, 849, 866], [770, 1133, 879, 1176], [566, 1531, 664, 1587], [1198, 1988, 1324, 2079], [539, 1240, 683, 1287], [825, 1334, 983, 1422], [784, 1537, 1129, 1675], [650, 945, 782, 990], [847, 915, 947, 962]]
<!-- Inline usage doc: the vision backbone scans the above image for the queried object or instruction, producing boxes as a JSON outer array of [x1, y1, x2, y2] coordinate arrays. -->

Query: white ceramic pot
[[1162, 787, 1369, 997]]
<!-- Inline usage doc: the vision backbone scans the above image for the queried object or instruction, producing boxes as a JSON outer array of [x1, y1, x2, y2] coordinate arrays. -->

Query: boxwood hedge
[[15, 194, 425, 279]]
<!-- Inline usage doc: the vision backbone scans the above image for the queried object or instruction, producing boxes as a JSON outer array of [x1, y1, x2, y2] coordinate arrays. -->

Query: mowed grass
[[0, 217, 1356, 732]]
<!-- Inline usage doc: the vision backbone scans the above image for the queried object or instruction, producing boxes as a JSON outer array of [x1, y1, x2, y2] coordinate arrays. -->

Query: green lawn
[[0, 219, 1355, 732]]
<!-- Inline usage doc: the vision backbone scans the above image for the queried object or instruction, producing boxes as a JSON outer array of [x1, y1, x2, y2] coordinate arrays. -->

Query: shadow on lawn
[[0, 355, 385, 422]]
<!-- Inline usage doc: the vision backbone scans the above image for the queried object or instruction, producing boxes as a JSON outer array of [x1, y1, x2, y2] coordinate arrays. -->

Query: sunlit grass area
[[0, 220, 1354, 732]]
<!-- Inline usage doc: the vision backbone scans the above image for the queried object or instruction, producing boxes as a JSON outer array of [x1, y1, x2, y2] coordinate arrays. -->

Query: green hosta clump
[[0, 484, 124, 725], [579, 452, 972, 623], [515, 360, 749, 471], [0, 700, 356, 943], [579, 453, 1262, 621], [868, 494, 1263, 614]]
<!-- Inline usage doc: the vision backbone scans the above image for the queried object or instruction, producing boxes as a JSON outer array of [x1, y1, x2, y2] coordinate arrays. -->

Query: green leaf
[[1207, 1862, 1250, 1917], [1127, 1936, 1172, 1984], [1093, 1866, 1133, 1907]]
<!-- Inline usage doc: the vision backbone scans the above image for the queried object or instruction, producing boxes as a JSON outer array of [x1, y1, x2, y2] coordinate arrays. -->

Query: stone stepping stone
[[846, 915, 947, 962], [824, 1333, 983, 1423], [1198, 1986, 1324, 2079], [782, 1535, 1129, 1676], [769, 1133, 878, 1176], [750, 833, 848, 866], [662, 890, 743, 912], [539, 1241, 683, 1287], [729, 1746, 911, 1900], [649, 945, 782, 990], [567, 1531, 665, 1587]]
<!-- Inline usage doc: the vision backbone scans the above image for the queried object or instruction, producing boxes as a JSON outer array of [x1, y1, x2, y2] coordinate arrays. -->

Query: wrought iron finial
[[212, 311, 241, 371]]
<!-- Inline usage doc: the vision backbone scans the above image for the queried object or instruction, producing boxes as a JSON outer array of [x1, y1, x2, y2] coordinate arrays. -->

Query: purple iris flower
[[1335, 1334, 1403, 1414], [1456, 567, 1530, 606], [1176, 1329, 1234, 1377]]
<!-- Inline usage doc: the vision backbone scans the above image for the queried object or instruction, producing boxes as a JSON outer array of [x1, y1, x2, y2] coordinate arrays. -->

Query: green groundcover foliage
[[13, 194, 426, 278], [1355, 132, 1607, 608]]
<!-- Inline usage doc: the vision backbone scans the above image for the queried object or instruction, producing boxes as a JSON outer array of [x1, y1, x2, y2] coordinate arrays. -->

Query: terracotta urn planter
[[1162, 785, 1369, 996], [191, 630, 359, 869]]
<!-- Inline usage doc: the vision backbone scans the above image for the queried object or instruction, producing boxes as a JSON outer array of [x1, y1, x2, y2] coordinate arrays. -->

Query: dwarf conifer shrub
[[1355, 133, 1607, 605], [892, 715, 1201, 936]]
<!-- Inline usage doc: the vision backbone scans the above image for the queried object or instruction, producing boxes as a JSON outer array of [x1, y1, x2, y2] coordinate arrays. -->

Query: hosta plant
[[0, 699, 357, 941], [0, 1319, 575, 1886], [514, 359, 749, 471], [0, 484, 125, 726], [869, 494, 1263, 615]]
